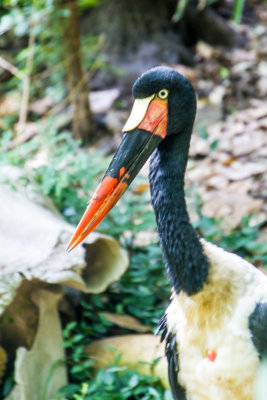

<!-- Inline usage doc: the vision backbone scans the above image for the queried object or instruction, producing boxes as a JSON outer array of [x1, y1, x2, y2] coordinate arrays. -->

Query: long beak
[[67, 94, 168, 251]]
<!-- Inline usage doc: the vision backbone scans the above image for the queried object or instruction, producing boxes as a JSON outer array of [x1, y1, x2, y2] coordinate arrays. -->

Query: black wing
[[249, 301, 267, 358], [156, 315, 187, 400]]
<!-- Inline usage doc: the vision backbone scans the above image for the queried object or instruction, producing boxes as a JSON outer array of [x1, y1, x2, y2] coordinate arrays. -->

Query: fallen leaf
[[84, 334, 169, 389], [105, 110, 128, 134], [246, 102, 267, 119], [6, 122, 38, 150], [0, 92, 19, 117], [189, 135, 209, 157], [196, 41, 214, 59], [201, 191, 263, 232], [226, 180, 252, 195], [89, 88, 120, 114], [29, 96, 54, 115], [205, 174, 229, 190], [0, 347, 7, 383], [132, 184, 150, 194], [222, 162, 267, 181], [231, 131, 267, 157], [232, 49, 257, 63], [25, 149, 49, 169], [133, 231, 158, 247], [258, 118, 267, 129], [99, 312, 151, 333], [222, 156, 236, 167], [208, 85, 226, 105], [256, 76, 267, 97]]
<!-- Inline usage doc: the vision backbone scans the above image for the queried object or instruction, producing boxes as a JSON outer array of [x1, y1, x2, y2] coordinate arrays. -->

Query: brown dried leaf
[[246, 102, 267, 120], [258, 118, 267, 129], [187, 158, 225, 184], [256, 76, 267, 97], [132, 184, 150, 194], [226, 180, 252, 195], [208, 85, 226, 106], [29, 96, 54, 115], [100, 312, 151, 333], [221, 156, 236, 167], [231, 131, 267, 157], [232, 49, 257, 63], [189, 135, 209, 157], [0, 93, 19, 117], [205, 174, 229, 190], [85, 334, 169, 388], [89, 88, 120, 114], [222, 162, 267, 181], [133, 231, 158, 247], [196, 41, 214, 59], [201, 191, 263, 232], [0, 347, 7, 383]]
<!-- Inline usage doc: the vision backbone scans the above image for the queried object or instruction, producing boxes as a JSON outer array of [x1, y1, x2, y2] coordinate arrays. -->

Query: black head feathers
[[133, 66, 197, 137]]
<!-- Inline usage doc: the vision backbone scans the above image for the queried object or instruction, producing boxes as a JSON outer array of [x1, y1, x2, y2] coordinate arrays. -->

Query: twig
[[44, 36, 106, 119], [17, 12, 36, 136], [6, 129, 37, 151], [0, 56, 24, 80]]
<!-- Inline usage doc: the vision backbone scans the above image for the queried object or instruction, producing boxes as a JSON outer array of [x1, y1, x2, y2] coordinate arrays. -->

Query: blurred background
[[0, 0, 266, 399]]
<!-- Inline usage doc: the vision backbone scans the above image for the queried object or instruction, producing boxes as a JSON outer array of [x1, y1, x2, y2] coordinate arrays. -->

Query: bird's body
[[149, 119, 267, 399], [165, 239, 267, 399], [68, 66, 267, 399]]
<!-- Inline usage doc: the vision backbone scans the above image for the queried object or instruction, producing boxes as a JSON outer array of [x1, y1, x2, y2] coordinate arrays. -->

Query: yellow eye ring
[[158, 89, 169, 99]]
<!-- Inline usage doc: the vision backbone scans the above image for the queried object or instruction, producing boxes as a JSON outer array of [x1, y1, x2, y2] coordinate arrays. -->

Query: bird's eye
[[158, 89, 169, 99]]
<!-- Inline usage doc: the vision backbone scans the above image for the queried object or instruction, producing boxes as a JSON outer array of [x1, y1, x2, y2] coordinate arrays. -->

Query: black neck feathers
[[149, 133, 210, 296]]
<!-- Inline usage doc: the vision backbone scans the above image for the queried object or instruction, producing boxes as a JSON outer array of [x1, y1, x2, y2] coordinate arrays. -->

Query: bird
[[68, 66, 267, 399]]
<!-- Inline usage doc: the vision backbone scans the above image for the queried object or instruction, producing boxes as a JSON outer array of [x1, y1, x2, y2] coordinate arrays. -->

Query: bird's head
[[131, 66, 196, 137], [68, 66, 197, 251]]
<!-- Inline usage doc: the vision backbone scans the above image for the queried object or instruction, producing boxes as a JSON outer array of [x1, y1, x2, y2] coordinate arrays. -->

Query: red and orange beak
[[67, 93, 168, 251]]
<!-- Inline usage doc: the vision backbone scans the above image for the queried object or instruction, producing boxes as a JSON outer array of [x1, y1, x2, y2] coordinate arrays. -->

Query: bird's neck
[[149, 133, 210, 295]]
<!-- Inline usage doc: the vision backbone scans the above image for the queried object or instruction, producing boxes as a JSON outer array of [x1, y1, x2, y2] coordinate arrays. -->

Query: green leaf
[[78, 0, 99, 10], [129, 374, 139, 388], [233, 0, 245, 24], [172, 0, 189, 22]]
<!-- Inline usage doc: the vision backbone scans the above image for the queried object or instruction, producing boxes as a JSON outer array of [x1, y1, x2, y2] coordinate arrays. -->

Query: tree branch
[[17, 14, 36, 136]]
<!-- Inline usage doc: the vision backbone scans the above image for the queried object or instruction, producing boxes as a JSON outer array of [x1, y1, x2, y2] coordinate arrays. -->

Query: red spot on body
[[205, 349, 217, 362]]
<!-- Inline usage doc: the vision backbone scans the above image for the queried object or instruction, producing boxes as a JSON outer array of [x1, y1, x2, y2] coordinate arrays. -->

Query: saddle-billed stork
[[68, 66, 267, 399]]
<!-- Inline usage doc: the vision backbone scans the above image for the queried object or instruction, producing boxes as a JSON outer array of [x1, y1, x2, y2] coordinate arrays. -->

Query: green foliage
[[1, 373, 14, 398], [78, 0, 99, 11], [0, 125, 110, 225], [58, 319, 171, 400], [56, 367, 171, 400], [194, 215, 267, 266], [172, 0, 188, 23], [108, 244, 170, 325], [58, 316, 171, 400], [0, 0, 103, 105]]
